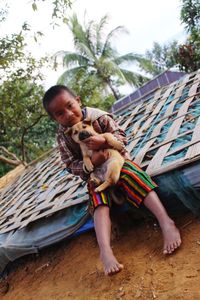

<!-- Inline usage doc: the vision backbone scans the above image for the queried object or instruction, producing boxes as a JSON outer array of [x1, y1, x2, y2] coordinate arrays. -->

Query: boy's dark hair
[[42, 85, 76, 116]]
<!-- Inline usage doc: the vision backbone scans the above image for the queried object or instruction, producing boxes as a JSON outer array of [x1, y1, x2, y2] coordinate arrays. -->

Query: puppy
[[66, 119, 125, 193]]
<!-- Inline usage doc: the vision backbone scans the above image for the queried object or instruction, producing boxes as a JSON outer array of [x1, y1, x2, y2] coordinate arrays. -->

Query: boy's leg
[[88, 181, 123, 275], [143, 191, 181, 254], [118, 160, 181, 254], [94, 206, 123, 275]]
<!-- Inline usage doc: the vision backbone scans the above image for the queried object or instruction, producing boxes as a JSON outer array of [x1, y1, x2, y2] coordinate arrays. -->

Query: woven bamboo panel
[[0, 70, 200, 234], [0, 150, 88, 234], [118, 69, 200, 176]]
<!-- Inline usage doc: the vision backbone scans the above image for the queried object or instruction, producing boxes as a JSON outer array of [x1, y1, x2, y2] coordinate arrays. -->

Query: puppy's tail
[[109, 186, 127, 205]]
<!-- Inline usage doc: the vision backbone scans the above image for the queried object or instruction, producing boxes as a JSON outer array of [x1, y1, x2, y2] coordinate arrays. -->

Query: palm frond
[[55, 51, 90, 68], [114, 54, 156, 78], [85, 19, 96, 55], [57, 66, 88, 85], [101, 26, 128, 57], [69, 14, 96, 60], [95, 15, 109, 55], [113, 53, 144, 65], [74, 42, 96, 62], [137, 58, 161, 76], [119, 68, 150, 87]]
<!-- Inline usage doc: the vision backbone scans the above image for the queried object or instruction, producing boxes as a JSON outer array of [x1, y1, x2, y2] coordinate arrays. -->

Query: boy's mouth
[[67, 116, 83, 127]]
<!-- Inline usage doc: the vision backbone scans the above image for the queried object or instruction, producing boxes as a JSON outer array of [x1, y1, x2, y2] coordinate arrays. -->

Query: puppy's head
[[65, 119, 97, 144]]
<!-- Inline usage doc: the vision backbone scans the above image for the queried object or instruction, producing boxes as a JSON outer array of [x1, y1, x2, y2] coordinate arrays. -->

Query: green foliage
[[0, 1, 69, 176], [23, 116, 57, 162], [31, 0, 72, 26], [178, 29, 200, 72], [1, 76, 44, 159], [0, 31, 25, 70], [143, 41, 179, 76], [0, 0, 8, 23], [55, 14, 149, 102], [0, 25, 57, 174], [178, 0, 200, 72], [0, 72, 57, 167], [67, 70, 115, 111], [180, 0, 200, 32], [0, 163, 12, 178], [144, 0, 200, 75]]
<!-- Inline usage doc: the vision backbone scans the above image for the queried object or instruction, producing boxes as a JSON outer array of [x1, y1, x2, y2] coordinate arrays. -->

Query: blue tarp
[[0, 202, 90, 274]]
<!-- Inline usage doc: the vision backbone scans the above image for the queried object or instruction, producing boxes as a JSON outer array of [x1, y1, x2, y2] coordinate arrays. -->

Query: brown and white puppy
[[66, 119, 125, 193]]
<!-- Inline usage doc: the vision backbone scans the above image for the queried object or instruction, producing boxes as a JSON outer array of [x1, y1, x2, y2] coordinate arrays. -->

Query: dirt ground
[[1, 170, 200, 299]]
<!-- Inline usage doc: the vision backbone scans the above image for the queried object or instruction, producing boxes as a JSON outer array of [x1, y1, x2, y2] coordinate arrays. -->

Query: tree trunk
[[20, 115, 45, 162], [105, 79, 119, 100], [0, 146, 22, 166], [0, 155, 21, 166], [21, 128, 27, 162]]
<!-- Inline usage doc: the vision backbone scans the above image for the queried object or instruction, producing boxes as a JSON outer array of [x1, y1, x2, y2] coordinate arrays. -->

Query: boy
[[42, 85, 181, 276]]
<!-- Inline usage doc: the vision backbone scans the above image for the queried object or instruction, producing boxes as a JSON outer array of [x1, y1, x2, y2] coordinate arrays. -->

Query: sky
[[1, 0, 186, 92]]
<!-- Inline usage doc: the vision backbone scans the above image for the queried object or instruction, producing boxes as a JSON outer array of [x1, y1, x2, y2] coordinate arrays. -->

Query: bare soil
[[0, 211, 200, 300]]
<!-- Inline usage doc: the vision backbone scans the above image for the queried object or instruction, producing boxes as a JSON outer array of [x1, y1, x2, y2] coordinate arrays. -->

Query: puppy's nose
[[79, 131, 92, 141]]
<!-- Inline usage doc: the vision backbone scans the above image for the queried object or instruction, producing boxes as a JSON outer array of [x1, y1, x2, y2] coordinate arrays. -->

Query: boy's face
[[48, 91, 83, 127]]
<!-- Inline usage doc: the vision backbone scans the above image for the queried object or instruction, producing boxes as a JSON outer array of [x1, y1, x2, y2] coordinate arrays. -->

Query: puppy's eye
[[74, 130, 78, 135], [82, 125, 87, 129]]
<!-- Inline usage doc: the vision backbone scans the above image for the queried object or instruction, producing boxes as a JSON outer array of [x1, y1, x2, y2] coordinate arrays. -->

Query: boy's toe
[[163, 249, 168, 255]]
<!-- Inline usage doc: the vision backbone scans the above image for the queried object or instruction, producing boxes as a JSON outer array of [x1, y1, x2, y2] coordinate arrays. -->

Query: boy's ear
[[76, 96, 81, 105], [83, 118, 91, 125], [64, 128, 72, 135]]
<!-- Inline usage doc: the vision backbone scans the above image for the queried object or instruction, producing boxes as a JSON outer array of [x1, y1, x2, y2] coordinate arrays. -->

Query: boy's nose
[[65, 109, 73, 118]]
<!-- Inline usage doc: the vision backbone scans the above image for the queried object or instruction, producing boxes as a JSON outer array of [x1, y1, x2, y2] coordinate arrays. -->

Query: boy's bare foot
[[161, 220, 181, 255], [100, 249, 124, 276]]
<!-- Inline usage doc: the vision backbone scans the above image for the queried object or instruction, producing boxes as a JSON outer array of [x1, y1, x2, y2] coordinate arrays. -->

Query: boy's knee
[[94, 205, 110, 215]]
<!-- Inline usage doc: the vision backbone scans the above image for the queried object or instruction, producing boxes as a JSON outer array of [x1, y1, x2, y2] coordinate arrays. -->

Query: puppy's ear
[[64, 128, 72, 135], [83, 118, 91, 125]]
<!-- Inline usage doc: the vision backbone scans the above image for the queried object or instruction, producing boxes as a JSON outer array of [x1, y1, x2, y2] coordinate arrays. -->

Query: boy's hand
[[84, 136, 106, 150], [91, 150, 109, 167]]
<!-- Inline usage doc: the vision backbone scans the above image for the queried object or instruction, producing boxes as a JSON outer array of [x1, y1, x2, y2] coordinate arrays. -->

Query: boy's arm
[[57, 132, 90, 181]]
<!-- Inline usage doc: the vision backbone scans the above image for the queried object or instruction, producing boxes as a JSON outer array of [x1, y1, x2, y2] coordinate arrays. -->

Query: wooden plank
[[119, 103, 142, 131], [127, 98, 168, 153], [185, 116, 200, 159], [148, 154, 200, 177], [146, 86, 198, 173]]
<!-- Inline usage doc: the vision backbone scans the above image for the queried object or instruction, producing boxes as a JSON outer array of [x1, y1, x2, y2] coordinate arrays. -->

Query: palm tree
[[55, 14, 149, 100]]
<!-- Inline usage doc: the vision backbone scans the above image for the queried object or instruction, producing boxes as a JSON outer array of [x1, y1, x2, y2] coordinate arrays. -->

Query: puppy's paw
[[84, 161, 94, 172], [90, 176, 101, 186], [94, 186, 101, 193], [113, 140, 125, 151]]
